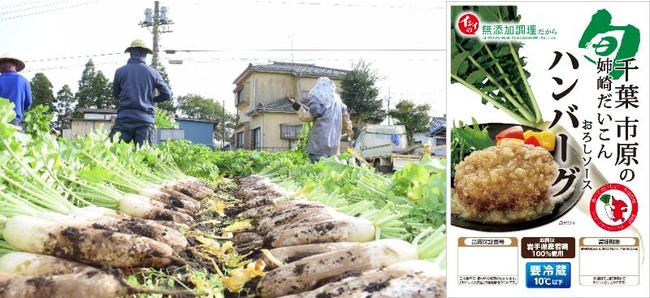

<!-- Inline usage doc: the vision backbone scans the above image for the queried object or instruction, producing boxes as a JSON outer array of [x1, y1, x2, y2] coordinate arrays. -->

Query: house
[[64, 109, 218, 147], [62, 108, 116, 139], [412, 116, 446, 145], [426, 115, 446, 146], [426, 115, 446, 156], [157, 118, 219, 147], [232, 61, 348, 152]]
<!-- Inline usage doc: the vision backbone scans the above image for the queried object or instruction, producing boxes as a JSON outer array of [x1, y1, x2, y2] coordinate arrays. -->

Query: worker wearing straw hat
[[0, 54, 32, 131], [111, 39, 171, 147]]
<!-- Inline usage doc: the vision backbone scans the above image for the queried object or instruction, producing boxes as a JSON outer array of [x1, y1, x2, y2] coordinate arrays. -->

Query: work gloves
[[288, 97, 302, 111]]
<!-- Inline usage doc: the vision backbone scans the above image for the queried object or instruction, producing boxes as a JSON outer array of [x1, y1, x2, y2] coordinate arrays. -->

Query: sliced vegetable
[[495, 125, 524, 141], [537, 130, 556, 151], [524, 135, 541, 146], [523, 129, 556, 151], [496, 137, 524, 146]]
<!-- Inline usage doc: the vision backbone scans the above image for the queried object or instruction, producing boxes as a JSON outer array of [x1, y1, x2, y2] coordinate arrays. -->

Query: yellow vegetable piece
[[522, 130, 555, 151], [496, 138, 525, 146], [523, 130, 537, 140], [537, 130, 556, 151]]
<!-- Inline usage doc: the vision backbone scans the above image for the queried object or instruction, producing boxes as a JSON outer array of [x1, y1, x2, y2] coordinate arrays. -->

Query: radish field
[[0, 101, 447, 298]]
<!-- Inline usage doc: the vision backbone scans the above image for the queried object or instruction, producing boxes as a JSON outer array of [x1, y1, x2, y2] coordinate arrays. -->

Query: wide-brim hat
[[125, 39, 153, 54], [0, 54, 25, 72]]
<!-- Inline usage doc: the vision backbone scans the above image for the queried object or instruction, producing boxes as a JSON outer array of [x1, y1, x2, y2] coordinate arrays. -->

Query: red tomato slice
[[524, 135, 541, 147], [495, 126, 524, 141]]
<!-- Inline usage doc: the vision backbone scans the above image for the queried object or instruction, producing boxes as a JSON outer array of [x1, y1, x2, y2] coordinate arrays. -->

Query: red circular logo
[[457, 13, 480, 35], [590, 183, 638, 231]]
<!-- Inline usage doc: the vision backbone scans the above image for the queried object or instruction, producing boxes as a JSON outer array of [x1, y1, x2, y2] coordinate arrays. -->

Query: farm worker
[[110, 39, 171, 147], [289, 77, 354, 163], [0, 54, 32, 132]]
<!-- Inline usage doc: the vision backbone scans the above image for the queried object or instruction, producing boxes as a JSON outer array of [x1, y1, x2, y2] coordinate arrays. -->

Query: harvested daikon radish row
[[283, 260, 446, 298], [0, 269, 193, 298], [256, 205, 338, 235], [241, 200, 324, 219], [3, 215, 175, 268], [42, 208, 188, 251], [139, 187, 201, 212], [0, 252, 93, 276], [117, 194, 194, 224], [256, 239, 418, 297], [264, 214, 375, 248], [258, 242, 359, 269]]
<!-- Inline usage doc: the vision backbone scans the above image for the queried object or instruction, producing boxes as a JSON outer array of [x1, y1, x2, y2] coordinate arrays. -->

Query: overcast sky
[[0, 0, 446, 116]]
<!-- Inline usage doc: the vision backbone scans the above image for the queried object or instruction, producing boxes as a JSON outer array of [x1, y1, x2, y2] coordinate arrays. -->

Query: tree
[[75, 59, 114, 110], [387, 100, 431, 144], [54, 85, 75, 131], [340, 60, 386, 128], [30, 73, 55, 112], [176, 94, 236, 146]]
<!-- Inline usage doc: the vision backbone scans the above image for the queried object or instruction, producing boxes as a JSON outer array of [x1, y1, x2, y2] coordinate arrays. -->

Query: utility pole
[[222, 98, 226, 150], [140, 1, 173, 70], [386, 87, 391, 125]]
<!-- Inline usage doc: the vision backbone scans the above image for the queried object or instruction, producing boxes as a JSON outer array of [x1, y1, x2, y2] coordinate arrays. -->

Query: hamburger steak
[[453, 141, 559, 224]]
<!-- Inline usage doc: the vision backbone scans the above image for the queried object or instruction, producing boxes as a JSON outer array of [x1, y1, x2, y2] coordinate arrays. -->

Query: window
[[235, 132, 245, 148], [251, 128, 261, 150], [280, 124, 302, 140], [435, 137, 446, 146], [235, 86, 246, 106]]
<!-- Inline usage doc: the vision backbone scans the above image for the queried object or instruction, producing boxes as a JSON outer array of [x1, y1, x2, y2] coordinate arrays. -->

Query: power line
[[22, 48, 444, 63], [250, 0, 442, 10], [0, 0, 97, 21], [166, 48, 444, 54], [0, 1, 69, 15], [22, 60, 122, 73], [23, 52, 123, 63], [0, 1, 43, 10], [186, 57, 442, 64]]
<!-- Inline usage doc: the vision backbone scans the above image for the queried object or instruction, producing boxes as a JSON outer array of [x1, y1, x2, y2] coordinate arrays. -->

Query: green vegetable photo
[[451, 5, 544, 128]]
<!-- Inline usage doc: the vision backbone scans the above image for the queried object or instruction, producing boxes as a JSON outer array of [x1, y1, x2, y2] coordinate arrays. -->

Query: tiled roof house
[[232, 61, 348, 151]]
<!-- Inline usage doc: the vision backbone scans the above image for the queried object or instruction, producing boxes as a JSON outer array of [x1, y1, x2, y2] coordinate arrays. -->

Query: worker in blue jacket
[[0, 54, 32, 132], [110, 39, 171, 147]]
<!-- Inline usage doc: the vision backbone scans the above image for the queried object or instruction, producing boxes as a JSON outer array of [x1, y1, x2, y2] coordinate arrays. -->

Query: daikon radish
[[236, 182, 290, 200], [139, 187, 201, 212], [265, 215, 375, 248], [118, 194, 194, 224], [74, 206, 189, 249], [258, 242, 360, 269], [0, 252, 93, 276], [256, 205, 338, 235], [0, 269, 193, 298], [283, 260, 446, 298], [243, 194, 286, 208], [256, 239, 419, 297], [43, 207, 188, 251], [3, 215, 175, 268], [241, 200, 324, 219], [163, 181, 213, 201]]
